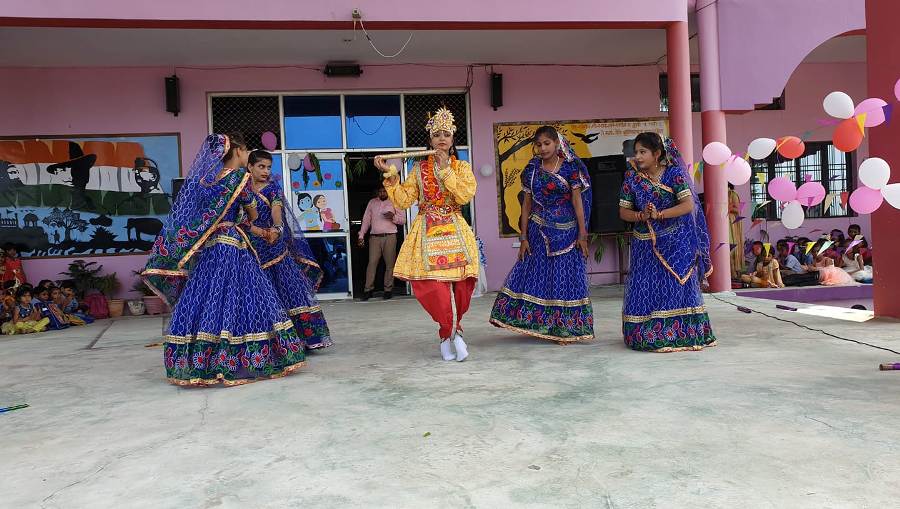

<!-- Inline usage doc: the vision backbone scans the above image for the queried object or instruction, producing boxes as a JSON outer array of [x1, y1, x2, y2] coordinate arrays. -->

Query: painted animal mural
[[0, 134, 180, 258]]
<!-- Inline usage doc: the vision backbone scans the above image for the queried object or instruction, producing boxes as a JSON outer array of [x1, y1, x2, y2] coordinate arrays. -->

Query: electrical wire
[[710, 294, 900, 356], [358, 18, 413, 58]]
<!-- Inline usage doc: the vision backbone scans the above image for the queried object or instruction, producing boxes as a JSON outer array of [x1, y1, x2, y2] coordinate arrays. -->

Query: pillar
[[866, 0, 900, 317], [666, 21, 694, 166], [696, 1, 731, 293]]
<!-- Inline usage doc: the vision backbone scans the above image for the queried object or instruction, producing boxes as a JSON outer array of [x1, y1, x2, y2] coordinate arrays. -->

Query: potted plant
[[132, 270, 165, 315], [127, 299, 146, 316], [96, 272, 123, 317], [59, 259, 103, 298]]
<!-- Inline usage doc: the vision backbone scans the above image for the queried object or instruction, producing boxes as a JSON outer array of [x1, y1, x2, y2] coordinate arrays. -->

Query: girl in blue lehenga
[[490, 126, 594, 344], [142, 133, 307, 386], [619, 133, 716, 352], [242, 150, 332, 350]]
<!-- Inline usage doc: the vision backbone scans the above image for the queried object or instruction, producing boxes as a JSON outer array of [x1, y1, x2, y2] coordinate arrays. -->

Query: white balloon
[[287, 153, 303, 170], [747, 138, 777, 160], [479, 164, 494, 177], [823, 91, 855, 119], [726, 157, 752, 185], [858, 157, 891, 190], [781, 200, 805, 229], [882, 183, 900, 209]]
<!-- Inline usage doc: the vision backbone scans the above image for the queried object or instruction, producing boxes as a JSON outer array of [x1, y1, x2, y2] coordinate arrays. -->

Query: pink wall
[[468, 66, 662, 289], [1, 59, 869, 295], [2, 67, 189, 298], [693, 62, 871, 250], [716, 0, 865, 110], [1, 63, 663, 294], [4, 0, 686, 23]]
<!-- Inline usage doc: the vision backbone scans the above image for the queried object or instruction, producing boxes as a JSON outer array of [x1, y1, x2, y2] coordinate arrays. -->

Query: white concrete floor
[[2, 287, 900, 508]]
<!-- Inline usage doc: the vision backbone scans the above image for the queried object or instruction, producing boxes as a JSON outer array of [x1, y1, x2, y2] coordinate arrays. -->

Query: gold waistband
[[418, 204, 461, 216], [531, 214, 576, 230]]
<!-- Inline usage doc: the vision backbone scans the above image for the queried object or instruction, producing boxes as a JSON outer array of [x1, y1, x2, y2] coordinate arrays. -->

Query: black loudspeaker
[[171, 178, 185, 201], [490, 73, 503, 110], [165, 75, 180, 116], [587, 155, 629, 234]]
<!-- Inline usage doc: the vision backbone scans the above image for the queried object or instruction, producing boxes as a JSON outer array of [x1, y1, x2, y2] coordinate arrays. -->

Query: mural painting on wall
[[288, 155, 347, 233], [0, 134, 180, 258], [494, 118, 669, 237]]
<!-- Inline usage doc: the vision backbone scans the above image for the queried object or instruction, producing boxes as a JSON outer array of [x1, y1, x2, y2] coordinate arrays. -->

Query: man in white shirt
[[358, 185, 406, 300]]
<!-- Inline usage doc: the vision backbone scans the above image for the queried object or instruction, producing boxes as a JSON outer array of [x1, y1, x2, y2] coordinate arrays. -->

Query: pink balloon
[[725, 156, 752, 185], [261, 131, 278, 150], [895, 78, 900, 102], [767, 176, 798, 202], [796, 181, 826, 207], [854, 98, 888, 127], [848, 186, 884, 214], [702, 142, 732, 166]]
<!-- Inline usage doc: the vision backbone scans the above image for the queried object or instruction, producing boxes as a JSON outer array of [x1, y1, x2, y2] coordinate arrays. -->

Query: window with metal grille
[[404, 93, 468, 147], [210, 96, 281, 150], [750, 141, 853, 219], [658, 73, 701, 113]]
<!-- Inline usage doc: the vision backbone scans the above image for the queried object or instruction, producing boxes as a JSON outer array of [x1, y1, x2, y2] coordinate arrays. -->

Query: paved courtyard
[[2, 287, 900, 508]]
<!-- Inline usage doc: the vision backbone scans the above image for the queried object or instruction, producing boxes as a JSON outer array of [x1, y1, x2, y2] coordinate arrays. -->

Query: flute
[[375, 149, 436, 160]]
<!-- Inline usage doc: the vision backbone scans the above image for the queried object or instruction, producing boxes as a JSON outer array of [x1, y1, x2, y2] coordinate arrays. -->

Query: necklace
[[642, 164, 664, 184], [541, 155, 561, 173]]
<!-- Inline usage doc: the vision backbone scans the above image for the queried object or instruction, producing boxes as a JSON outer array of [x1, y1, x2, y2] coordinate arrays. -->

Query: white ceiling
[[1, 27, 675, 67]]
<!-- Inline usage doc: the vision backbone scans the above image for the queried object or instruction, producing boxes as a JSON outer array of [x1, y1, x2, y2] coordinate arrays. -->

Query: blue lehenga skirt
[[622, 235, 716, 352], [490, 222, 594, 342], [258, 241, 332, 350], [164, 228, 308, 386]]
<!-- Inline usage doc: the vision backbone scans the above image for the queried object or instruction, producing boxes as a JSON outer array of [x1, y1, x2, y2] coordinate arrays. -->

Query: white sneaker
[[440, 339, 456, 361], [453, 333, 468, 362]]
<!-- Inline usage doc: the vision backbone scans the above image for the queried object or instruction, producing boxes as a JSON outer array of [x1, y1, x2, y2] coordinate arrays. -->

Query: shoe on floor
[[440, 339, 455, 361], [453, 333, 468, 362]]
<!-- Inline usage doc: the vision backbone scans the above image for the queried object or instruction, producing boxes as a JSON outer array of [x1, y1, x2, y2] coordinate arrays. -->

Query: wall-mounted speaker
[[490, 73, 503, 111], [165, 75, 180, 117]]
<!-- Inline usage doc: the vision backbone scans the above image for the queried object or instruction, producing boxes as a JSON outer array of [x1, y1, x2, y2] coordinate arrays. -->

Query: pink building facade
[[5, 0, 894, 315]]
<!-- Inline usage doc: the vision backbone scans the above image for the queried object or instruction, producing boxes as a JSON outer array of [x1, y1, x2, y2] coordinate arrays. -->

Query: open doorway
[[346, 152, 408, 299]]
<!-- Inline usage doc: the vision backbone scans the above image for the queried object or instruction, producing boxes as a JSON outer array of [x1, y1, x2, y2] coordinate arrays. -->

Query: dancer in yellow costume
[[374, 107, 479, 362]]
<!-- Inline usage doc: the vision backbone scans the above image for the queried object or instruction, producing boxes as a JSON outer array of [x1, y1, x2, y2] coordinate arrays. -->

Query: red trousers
[[410, 278, 477, 340]]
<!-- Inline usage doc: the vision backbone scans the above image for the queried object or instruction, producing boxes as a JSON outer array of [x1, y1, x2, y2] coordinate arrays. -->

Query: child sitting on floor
[[51, 285, 89, 325], [741, 253, 784, 288], [2, 287, 49, 335], [57, 281, 94, 324], [35, 286, 70, 330]]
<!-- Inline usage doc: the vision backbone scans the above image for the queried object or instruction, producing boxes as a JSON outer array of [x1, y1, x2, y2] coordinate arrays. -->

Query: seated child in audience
[[741, 253, 784, 288], [1, 243, 26, 286], [35, 286, 70, 330], [1, 287, 50, 335], [0, 289, 13, 325], [815, 253, 855, 286], [57, 281, 94, 324], [51, 285, 89, 325], [841, 242, 873, 283]]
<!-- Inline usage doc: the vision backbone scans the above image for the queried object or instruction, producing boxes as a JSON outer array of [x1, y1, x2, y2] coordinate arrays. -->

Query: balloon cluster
[[699, 77, 900, 230]]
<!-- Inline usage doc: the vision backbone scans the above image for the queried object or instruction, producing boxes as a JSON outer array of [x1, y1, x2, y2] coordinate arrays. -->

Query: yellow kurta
[[385, 158, 480, 282]]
